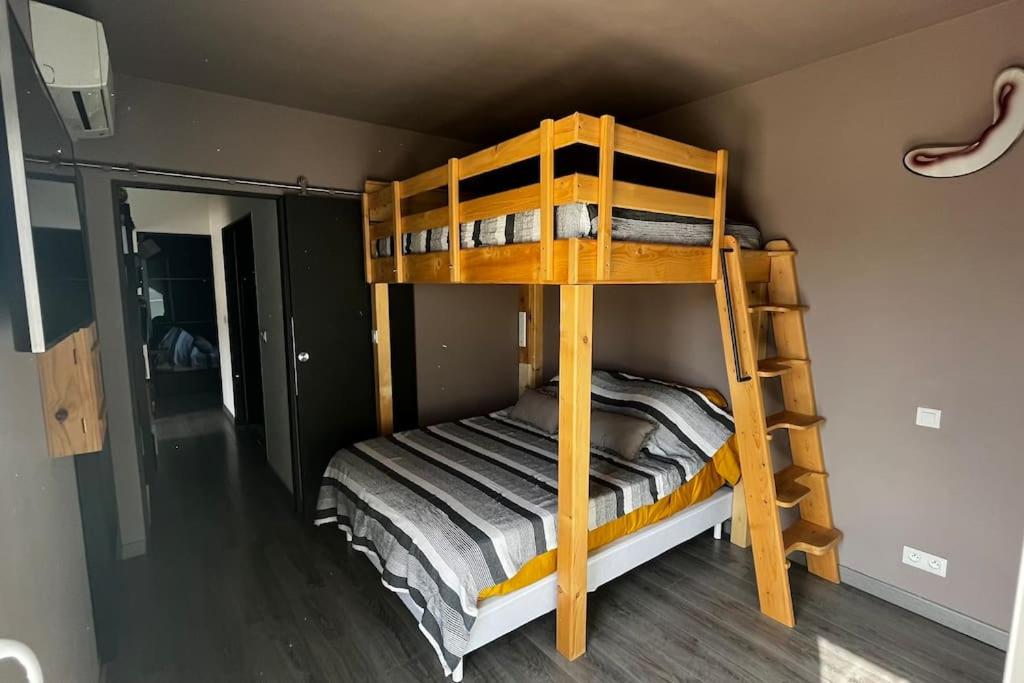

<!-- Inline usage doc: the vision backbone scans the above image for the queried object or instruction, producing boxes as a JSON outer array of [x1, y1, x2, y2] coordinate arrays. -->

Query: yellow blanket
[[479, 434, 740, 601]]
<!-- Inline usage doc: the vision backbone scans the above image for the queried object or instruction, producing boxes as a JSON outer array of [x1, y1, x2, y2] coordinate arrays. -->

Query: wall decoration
[[904, 66, 1023, 178]]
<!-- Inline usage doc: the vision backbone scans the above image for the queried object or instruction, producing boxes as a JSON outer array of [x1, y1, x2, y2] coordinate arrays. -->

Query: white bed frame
[[367, 487, 733, 681]]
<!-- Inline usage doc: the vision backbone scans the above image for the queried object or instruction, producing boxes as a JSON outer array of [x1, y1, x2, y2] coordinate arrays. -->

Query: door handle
[[297, 351, 310, 363]]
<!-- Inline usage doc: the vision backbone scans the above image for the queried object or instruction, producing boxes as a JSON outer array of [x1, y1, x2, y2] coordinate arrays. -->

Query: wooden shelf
[[774, 466, 814, 508], [749, 303, 808, 313], [766, 411, 825, 433], [36, 323, 106, 457], [757, 357, 808, 378], [782, 520, 842, 557]]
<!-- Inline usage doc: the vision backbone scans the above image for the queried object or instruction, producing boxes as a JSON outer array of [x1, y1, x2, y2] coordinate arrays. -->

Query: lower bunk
[[374, 488, 732, 682], [314, 370, 742, 679]]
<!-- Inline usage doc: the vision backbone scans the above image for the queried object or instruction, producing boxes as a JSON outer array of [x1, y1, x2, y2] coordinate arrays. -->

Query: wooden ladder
[[714, 236, 842, 627]]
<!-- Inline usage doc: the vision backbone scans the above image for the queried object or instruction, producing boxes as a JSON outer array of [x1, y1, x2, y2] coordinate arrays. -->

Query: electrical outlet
[[902, 545, 947, 577]]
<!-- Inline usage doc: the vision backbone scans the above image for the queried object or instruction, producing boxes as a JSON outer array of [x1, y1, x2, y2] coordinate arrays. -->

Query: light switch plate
[[916, 407, 941, 429]]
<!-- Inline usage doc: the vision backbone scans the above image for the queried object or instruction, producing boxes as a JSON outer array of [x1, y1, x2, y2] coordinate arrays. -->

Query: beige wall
[[74, 74, 476, 554], [598, 0, 1023, 631]]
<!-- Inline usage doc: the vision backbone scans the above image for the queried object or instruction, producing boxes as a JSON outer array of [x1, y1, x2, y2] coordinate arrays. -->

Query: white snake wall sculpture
[[904, 66, 1024, 178]]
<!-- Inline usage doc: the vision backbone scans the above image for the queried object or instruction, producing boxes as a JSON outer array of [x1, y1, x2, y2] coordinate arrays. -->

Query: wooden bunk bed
[[350, 113, 842, 678]]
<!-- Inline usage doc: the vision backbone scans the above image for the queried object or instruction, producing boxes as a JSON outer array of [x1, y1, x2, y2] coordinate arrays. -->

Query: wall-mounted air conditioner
[[28, 1, 114, 139]]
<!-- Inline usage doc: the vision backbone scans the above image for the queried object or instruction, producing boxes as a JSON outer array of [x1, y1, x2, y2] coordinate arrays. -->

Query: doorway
[[222, 215, 265, 441], [137, 231, 222, 417], [116, 185, 284, 496]]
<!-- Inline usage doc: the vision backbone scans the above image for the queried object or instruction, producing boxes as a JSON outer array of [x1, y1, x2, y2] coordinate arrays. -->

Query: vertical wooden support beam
[[361, 192, 373, 283], [391, 180, 405, 282], [714, 235, 795, 627], [448, 158, 462, 282], [710, 149, 728, 281], [539, 119, 555, 280], [518, 284, 544, 395], [371, 283, 394, 436], [556, 282, 593, 661], [768, 242, 840, 584], [596, 115, 615, 280]]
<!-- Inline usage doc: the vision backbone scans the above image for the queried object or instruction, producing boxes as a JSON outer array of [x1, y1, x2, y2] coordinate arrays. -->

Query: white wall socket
[[902, 545, 948, 578], [915, 407, 942, 429]]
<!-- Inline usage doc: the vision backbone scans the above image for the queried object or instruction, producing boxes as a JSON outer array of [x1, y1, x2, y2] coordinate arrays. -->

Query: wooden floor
[[105, 410, 1005, 682]]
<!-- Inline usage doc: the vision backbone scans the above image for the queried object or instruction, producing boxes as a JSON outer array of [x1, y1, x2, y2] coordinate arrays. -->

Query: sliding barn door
[[280, 195, 416, 519]]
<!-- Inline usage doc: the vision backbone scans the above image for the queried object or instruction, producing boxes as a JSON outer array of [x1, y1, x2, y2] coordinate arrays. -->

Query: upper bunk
[[362, 113, 786, 287]]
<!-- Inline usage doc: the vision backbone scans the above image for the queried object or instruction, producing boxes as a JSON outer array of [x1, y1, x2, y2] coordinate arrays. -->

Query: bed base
[[369, 487, 732, 681]]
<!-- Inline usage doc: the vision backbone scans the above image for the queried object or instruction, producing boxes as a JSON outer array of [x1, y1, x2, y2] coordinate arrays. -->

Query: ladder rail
[[715, 235, 843, 629], [715, 236, 795, 627], [719, 248, 752, 384]]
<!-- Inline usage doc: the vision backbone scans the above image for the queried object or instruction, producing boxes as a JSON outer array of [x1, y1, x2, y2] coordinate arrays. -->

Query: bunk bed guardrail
[[362, 113, 729, 286]]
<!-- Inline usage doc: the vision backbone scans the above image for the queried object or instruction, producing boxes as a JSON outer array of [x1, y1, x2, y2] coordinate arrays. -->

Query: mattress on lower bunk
[[371, 201, 761, 257], [314, 370, 740, 675]]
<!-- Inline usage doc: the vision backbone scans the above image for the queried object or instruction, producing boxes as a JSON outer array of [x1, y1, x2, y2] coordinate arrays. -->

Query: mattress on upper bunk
[[314, 370, 740, 676], [371, 201, 761, 257]]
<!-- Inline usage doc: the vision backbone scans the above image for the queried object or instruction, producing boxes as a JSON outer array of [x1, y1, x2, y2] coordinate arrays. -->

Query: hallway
[[105, 411, 1005, 682], [105, 410, 436, 681]]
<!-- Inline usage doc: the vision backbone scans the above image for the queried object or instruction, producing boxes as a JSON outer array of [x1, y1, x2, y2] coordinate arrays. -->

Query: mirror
[[1, 2, 93, 352]]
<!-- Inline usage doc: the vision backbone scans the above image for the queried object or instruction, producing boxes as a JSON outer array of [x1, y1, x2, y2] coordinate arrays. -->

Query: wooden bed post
[[448, 158, 462, 282], [710, 149, 728, 281], [392, 180, 405, 283], [596, 115, 615, 280], [539, 119, 555, 280], [518, 285, 544, 395], [371, 283, 394, 436], [556, 274, 593, 661]]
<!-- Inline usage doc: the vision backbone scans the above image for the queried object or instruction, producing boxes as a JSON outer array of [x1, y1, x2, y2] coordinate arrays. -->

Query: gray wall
[[74, 74, 476, 554], [413, 285, 521, 425], [606, 0, 1022, 631], [0, 295, 100, 683], [0, 4, 98, 679]]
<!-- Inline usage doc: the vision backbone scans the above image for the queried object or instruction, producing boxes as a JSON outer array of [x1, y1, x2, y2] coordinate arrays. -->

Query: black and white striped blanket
[[372, 202, 761, 257], [314, 371, 734, 676]]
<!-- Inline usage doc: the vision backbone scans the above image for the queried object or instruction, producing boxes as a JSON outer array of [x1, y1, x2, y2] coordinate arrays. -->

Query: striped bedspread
[[314, 371, 734, 676], [371, 202, 761, 257]]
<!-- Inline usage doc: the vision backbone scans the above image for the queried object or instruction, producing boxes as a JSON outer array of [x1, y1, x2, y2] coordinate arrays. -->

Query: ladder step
[[782, 520, 842, 557], [757, 357, 808, 378], [748, 303, 807, 314], [766, 411, 825, 433], [774, 465, 815, 508]]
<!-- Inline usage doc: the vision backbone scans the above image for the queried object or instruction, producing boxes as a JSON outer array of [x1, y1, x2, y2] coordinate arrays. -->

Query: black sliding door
[[280, 195, 417, 519]]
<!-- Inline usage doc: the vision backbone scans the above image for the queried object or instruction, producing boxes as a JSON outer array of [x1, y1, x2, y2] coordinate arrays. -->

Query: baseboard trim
[[840, 565, 1009, 651], [119, 537, 146, 560]]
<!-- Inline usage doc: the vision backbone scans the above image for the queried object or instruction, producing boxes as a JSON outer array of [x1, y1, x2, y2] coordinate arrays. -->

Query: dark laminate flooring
[[105, 410, 1006, 682]]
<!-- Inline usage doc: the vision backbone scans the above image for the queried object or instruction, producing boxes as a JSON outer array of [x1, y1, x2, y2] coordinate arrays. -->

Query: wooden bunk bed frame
[[362, 112, 842, 667]]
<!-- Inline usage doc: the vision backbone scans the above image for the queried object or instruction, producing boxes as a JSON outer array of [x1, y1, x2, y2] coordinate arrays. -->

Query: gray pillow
[[507, 389, 560, 434], [507, 391, 657, 460], [590, 409, 657, 461]]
